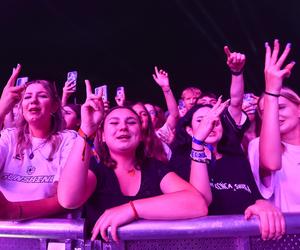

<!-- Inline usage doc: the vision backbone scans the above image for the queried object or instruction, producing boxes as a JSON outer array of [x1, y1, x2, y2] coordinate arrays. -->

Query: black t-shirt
[[170, 108, 261, 214], [83, 157, 171, 235], [217, 108, 250, 155], [208, 154, 262, 215]]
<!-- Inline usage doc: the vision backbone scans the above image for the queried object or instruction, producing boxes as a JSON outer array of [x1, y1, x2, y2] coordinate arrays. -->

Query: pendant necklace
[[29, 141, 47, 160]]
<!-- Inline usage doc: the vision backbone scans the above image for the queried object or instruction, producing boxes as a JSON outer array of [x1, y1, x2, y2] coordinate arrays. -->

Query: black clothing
[[83, 158, 171, 235]]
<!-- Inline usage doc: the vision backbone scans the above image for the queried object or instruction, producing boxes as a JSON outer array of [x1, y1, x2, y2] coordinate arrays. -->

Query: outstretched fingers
[[265, 42, 271, 69], [276, 43, 292, 68], [270, 39, 280, 65]]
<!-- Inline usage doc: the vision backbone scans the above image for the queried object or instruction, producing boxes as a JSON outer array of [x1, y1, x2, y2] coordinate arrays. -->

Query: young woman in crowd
[[57, 80, 208, 242], [131, 101, 170, 161], [62, 104, 81, 131], [0, 64, 76, 220], [248, 40, 299, 212], [170, 46, 285, 240]]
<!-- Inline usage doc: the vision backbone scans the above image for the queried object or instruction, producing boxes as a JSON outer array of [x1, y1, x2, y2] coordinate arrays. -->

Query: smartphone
[[67, 71, 78, 91], [243, 93, 256, 114], [95, 85, 108, 102], [116, 86, 125, 97], [178, 99, 185, 110], [16, 77, 29, 86]]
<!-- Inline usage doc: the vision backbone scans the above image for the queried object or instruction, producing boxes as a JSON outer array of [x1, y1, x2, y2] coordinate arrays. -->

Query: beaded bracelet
[[190, 149, 207, 159], [190, 155, 210, 164]]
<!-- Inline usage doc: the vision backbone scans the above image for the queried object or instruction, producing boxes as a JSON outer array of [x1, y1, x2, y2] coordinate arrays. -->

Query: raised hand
[[91, 203, 136, 242], [224, 46, 246, 74], [0, 64, 25, 120], [193, 97, 230, 141], [61, 79, 76, 106], [245, 199, 285, 240], [152, 66, 170, 90], [80, 80, 104, 136], [264, 40, 295, 94]]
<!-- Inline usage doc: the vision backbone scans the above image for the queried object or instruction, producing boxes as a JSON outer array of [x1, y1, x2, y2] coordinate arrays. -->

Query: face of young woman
[[103, 108, 142, 154], [191, 106, 223, 145], [132, 103, 149, 130], [22, 83, 55, 126], [259, 96, 300, 135], [144, 103, 158, 128], [63, 106, 79, 130]]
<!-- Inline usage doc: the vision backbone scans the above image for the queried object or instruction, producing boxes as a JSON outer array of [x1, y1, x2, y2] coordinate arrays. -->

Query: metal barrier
[[0, 218, 85, 250], [97, 213, 300, 250], [1, 214, 300, 249]]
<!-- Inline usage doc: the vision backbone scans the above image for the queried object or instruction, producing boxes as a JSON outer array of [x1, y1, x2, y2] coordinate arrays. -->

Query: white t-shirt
[[156, 123, 172, 160], [0, 128, 77, 202], [248, 137, 300, 212]]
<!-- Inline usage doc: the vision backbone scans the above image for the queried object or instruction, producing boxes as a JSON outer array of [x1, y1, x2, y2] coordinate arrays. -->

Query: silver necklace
[[29, 141, 47, 160]]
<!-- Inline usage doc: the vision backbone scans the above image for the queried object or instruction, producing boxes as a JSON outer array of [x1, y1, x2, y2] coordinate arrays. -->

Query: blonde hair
[[15, 80, 65, 161], [181, 87, 202, 100], [257, 87, 300, 118]]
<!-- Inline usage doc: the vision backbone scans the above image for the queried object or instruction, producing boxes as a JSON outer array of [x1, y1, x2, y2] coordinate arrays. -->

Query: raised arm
[[58, 80, 104, 208], [224, 46, 246, 124], [188, 98, 229, 205], [152, 66, 179, 130], [61, 79, 76, 106], [0, 64, 24, 128], [260, 40, 295, 171]]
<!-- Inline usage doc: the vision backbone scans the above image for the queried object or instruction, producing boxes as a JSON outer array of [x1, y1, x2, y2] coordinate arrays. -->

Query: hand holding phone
[[16, 77, 29, 86], [67, 71, 78, 91], [95, 85, 108, 102], [115, 86, 125, 106]]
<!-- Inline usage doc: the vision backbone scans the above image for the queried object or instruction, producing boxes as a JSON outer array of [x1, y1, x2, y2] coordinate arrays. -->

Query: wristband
[[78, 128, 99, 162], [190, 156, 210, 164], [231, 69, 243, 76], [129, 201, 139, 220], [264, 91, 280, 97], [192, 137, 205, 146], [190, 149, 207, 159], [192, 137, 214, 152]]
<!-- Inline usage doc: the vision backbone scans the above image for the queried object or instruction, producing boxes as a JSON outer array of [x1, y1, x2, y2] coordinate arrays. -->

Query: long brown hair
[[131, 102, 168, 163], [16, 80, 65, 161], [97, 106, 147, 169]]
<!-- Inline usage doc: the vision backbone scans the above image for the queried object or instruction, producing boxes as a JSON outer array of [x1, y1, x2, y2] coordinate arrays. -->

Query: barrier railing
[[99, 213, 300, 250], [0, 213, 300, 249], [0, 218, 85, 250]]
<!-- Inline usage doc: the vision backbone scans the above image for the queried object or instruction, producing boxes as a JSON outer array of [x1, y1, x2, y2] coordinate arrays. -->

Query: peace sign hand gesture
[[80, 80, 104, 136]]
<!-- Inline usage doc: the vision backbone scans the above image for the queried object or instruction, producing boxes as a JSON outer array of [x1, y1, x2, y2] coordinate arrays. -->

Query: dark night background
[[1, 0, 300, 108]]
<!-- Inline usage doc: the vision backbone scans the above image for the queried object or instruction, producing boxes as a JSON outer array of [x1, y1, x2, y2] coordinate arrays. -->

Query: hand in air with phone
[[62, 71, 77, 106], [115, 86, 125, 106]]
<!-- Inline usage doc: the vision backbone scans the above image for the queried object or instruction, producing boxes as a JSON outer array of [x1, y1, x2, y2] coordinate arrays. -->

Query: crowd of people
[[0, 40, 299, 241]]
